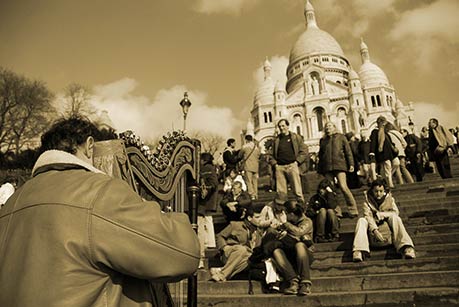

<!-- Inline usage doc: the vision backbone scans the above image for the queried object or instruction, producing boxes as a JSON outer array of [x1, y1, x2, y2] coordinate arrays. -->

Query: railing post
[[187, 185, 200, 307]]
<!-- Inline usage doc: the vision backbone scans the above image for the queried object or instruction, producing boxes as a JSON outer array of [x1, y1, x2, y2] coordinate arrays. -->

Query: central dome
[[290, 27, 344, 63]]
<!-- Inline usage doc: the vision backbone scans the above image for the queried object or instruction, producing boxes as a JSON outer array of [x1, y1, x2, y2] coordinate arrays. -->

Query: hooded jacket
[[0, 150, 200, 307], [318, 133, 354, 174]]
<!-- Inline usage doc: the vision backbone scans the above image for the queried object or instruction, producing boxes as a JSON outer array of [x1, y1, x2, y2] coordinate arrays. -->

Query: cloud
[[84, 78, 241, 142], [389, 0, 459, 43], [252, 55, 289, 88], [388, 0, 459, 71], [412, 101, 459, 131], [193, 0, 260, 16], [312, 0, 396, 38]]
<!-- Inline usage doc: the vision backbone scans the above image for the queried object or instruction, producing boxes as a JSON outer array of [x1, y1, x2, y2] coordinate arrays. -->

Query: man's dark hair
[[370, 177, 388, 191], [226, 138, 236, 146], [284, 200, 303, 216], [245, 135, 253, 142], [200, 152, 214, 164], [429, 118, 439, 126], [277, 119, 289, 127], [40, 116, 101, 154]]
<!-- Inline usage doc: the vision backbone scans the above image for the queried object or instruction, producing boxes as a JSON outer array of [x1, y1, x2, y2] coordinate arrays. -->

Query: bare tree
[[62, 83, 95, 118], [0, 67, 55, 154], [189, 131, 225, 157]]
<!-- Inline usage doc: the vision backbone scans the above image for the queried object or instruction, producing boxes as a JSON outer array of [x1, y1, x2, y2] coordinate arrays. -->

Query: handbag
[[197, 216, 216, 248], [369, 220, 392, 247], [390, 142, 399, 157]]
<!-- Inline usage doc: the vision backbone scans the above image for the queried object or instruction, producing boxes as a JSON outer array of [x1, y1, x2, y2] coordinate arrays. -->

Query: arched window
[[263, 112, 268, 123], [371, 96, 376, 108], [376, 95, 382, 107], [341, 119, 347, 133], [293, 114, 303, 136], [313, 107, 326, 132], [268, 112, 272, 123], [356, 99, 359, 106]]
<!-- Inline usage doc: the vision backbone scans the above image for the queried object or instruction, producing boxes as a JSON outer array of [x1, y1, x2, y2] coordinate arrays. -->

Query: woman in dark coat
[[318, 122, 358, 217], [198, 152, 219, 268], [369, 116, 397, 188], [428, 118, 454, 179]]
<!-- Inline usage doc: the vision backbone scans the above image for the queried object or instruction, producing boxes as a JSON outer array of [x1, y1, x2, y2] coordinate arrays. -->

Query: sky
[[1, 0, 458, 144]]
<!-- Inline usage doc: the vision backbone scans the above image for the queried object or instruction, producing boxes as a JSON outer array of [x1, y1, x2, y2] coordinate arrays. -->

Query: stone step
[[205, 231, 459, 272], [255, 180, 459, 207], [313, 231, 459, 252], [311, 243, 459, 266], [338, 218, 459, 235], [194, 271, 459, 295], [195, 287, 459, 307], [210, 198, 459, 230], [201, 255, 459, 282], [311, 256, 459, 277]]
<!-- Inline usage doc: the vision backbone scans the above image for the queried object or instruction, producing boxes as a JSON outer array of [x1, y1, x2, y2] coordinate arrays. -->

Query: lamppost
[[179, 92, 192, 131]]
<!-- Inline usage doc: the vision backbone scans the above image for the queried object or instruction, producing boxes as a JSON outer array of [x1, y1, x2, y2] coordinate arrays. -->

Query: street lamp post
[[179, 92, 192, 131]]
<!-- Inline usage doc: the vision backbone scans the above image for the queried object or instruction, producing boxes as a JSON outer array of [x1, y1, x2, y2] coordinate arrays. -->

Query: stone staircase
[[188, 157, 459, 306]]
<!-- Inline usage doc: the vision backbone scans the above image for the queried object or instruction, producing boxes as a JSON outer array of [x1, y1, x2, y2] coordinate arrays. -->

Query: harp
[[93, 130, 200, 307]]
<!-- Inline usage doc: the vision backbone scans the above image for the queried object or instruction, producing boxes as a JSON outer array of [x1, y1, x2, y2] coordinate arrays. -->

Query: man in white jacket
[[352, 178, 415, 262]]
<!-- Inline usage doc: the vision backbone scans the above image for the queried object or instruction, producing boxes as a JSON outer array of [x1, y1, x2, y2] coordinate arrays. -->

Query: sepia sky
[[1, 0, 458, 142]]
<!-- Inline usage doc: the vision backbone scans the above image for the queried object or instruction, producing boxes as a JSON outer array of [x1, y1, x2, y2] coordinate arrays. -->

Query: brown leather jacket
[[0, 150, 200, 307]]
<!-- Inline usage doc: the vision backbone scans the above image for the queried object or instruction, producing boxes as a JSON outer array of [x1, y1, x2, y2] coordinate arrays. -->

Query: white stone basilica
[[247, 0, 414, 152]]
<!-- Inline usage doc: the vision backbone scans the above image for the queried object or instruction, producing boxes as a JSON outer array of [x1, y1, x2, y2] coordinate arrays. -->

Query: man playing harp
[[0, 116, 200, 307]]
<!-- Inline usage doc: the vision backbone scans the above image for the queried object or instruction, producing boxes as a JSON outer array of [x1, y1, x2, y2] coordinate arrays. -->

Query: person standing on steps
[[317, 122, 359, 218], [402, 128, 425, 182], [369, 116, 397, 189], [270, 119, 308, 202], [428, 118, 455, 179], [238, 135, 261, 200], [352, 178, 416, 262], [223, 138, 241, 177]]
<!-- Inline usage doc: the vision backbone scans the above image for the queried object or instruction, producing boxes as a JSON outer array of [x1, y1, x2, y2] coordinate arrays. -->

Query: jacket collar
[[32, 150, 105, 177]]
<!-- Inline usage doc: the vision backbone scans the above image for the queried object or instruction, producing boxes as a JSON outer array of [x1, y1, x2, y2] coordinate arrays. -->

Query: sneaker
[[210, 267, 222, 276], [198, 258, 206, 269], [404, 247, 416, 259], [283, 279, 298, 295], [297, 282, 312, 296], [344, 212, 358, 219], [316, 236, 328, 243], [330, 234, 340, 242], [353, 251, 363, 262], [210, 270, 226, 282]]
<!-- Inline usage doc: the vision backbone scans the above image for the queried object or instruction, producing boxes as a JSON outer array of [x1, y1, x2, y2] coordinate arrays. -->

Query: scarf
[[378, 128, 385, 152], [432, 125, 454, 148]]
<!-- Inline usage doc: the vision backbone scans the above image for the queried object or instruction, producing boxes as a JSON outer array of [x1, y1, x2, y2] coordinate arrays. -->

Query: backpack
[[247, 247, 280, 294]]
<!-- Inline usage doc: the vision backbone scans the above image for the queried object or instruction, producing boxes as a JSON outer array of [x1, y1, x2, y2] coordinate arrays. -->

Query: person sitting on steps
[[262, 200, 314, 296], [306, 178, 340, 243], [352, 177, 416, 262], [212, 209, 262, 282], [220, 181, 252, 222]]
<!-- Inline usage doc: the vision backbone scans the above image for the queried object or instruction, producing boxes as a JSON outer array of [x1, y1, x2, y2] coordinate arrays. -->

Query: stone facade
[[249, 0, 414, 152]]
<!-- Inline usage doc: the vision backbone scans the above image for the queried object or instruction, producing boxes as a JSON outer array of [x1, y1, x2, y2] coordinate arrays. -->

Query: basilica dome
[[254, 78, 275, 105], [358, 62, 389, 87], [290, 27, 344, 63], [254, 58, 275, 105]]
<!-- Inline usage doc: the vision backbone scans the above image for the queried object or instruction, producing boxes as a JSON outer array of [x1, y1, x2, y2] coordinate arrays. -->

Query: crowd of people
[[199, 116, 457, 296], [1, 115, 457, 302]]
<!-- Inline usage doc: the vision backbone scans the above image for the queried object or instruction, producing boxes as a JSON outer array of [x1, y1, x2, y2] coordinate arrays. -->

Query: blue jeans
[[275, 162, 304, 201], [316, 208, 339, 237]]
